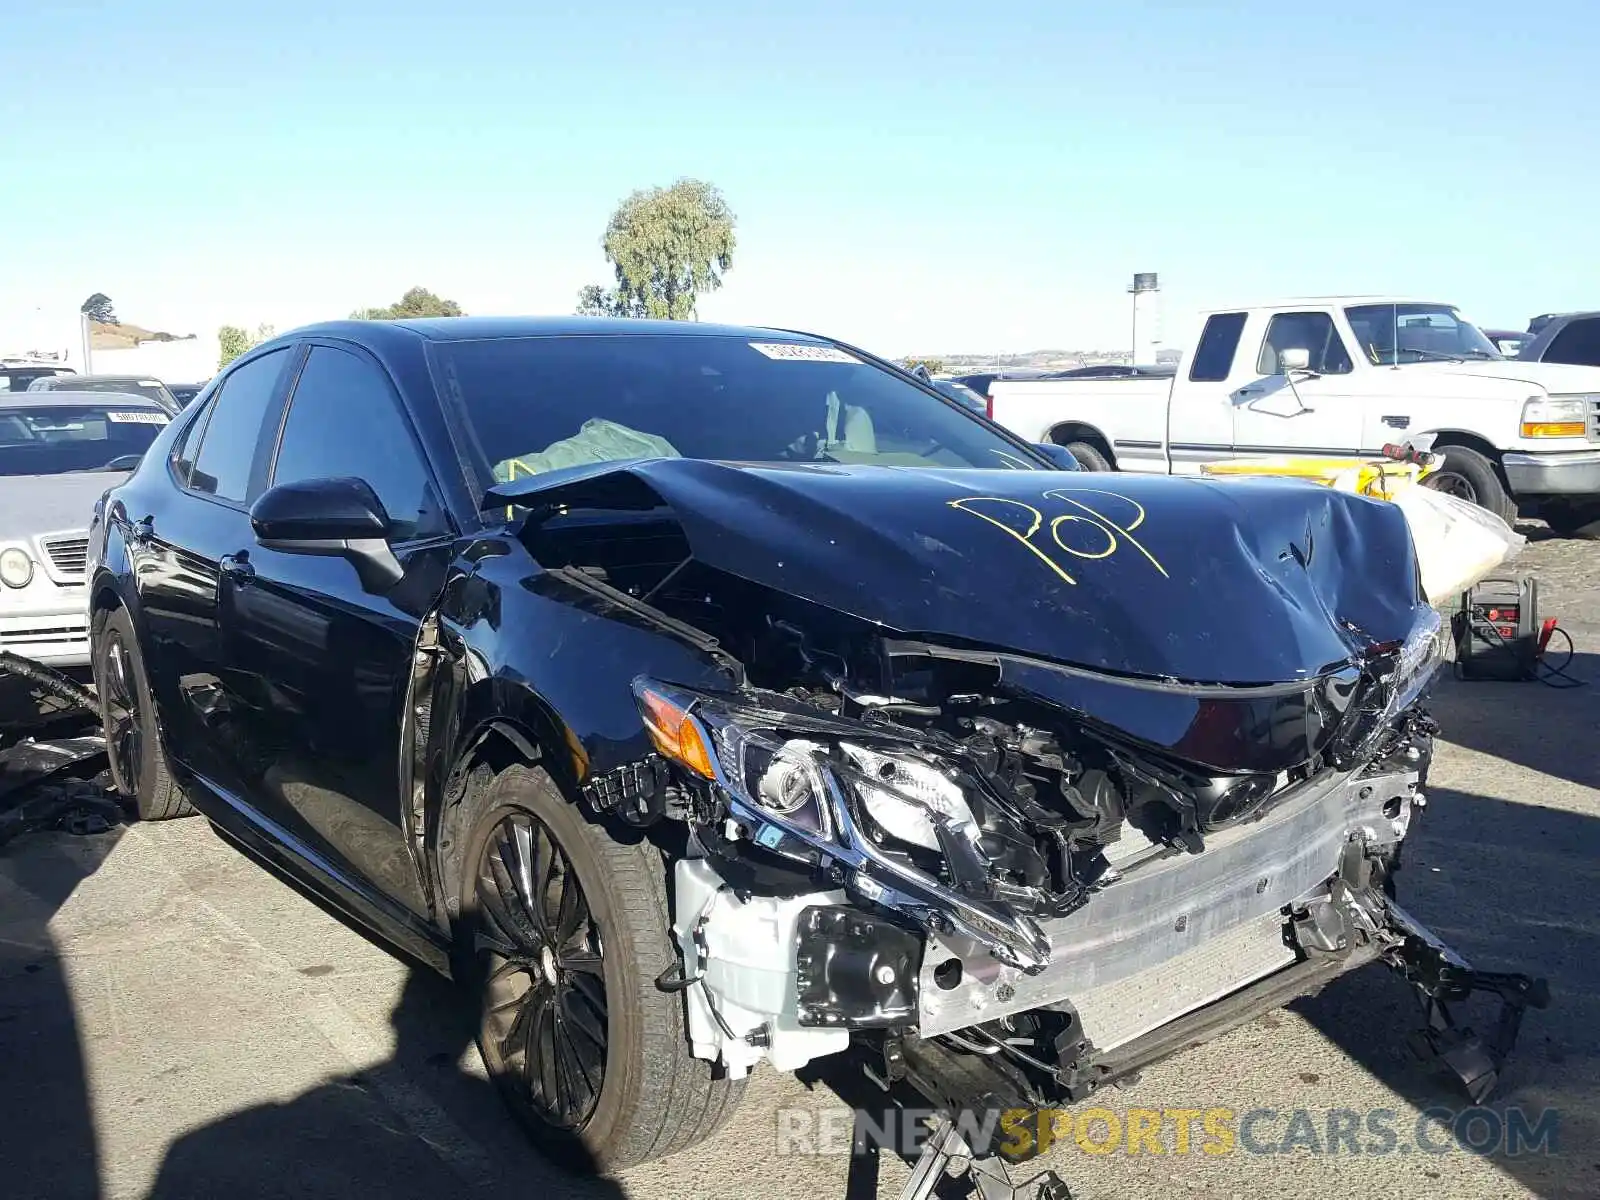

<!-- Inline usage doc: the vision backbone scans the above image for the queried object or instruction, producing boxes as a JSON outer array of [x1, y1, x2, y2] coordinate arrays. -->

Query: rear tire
[[456, 764, 743, 1174], [1423, 445, 1516, 525], [92, 606, 193, 821], [1064, 440, 1114, 472]]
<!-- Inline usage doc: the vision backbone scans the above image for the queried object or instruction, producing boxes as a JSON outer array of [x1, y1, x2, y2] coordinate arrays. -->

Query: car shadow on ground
[[141, 964, 628, 1200], [0, 826, 121, 1200], [0, 816, 626, 1200], [1294, 663, 1600, 1200], [135, 857, 629, 1200], [1427, 655, 1597, 791]]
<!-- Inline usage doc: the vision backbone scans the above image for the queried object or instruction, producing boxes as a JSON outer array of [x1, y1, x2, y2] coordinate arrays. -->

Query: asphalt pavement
[[2, 529, 1596, 1200]]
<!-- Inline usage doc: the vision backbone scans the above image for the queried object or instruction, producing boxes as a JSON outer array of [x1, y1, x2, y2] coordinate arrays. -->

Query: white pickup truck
[[988, 297, 1600, 535]]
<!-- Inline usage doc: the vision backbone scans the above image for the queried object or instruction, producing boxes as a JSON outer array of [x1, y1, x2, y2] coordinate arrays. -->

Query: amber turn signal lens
[[1521, 421, 1586, 438], [638, 688, 717, 779]]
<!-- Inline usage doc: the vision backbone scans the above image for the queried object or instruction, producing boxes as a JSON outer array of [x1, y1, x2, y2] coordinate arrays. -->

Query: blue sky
[[3, 0, 1596, 357]]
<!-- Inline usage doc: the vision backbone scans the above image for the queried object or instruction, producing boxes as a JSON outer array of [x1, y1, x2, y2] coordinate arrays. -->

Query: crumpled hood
[[0, 472, 124, 541], [493, 458, 1427, 686]]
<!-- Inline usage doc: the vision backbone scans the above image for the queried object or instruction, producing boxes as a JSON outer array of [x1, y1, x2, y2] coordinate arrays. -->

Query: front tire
[[457, 765, 743, 1174], [92, 606, 193, 821], [1423, 445, 1516, 524]]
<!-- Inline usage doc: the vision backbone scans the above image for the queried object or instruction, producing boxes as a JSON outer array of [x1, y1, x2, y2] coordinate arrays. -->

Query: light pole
[[1128, 271, 1159, 366]]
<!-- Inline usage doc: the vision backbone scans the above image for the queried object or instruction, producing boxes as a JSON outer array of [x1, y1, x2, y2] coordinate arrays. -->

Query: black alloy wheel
[[454, 765, 745, 1173], [474, 811, 609, 1132], [92, 606, 192, 820], [1425, 469, 1477, 503], [100, 633, 144, 797]]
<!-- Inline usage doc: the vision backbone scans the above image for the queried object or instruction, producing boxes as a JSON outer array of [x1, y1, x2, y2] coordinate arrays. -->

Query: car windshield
[[432, 334, 1048, 488], [0, 403, 169, 476], [1344, 303, 1502, 364]]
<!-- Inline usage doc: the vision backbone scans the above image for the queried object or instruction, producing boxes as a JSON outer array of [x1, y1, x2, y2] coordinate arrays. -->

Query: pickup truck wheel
[[457, 765, 744, 1174], [1064, 440, 1113, 472], [1541, 501, 1600, 540], [1423, 446, 1516, 524], [92, 607, 193, 821]]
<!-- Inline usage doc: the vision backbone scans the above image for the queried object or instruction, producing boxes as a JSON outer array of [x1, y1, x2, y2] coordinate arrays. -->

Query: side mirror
[[1032, 443, 1084, 471], [1278, 348, 1313, 374], [249, 476, 404, 595]]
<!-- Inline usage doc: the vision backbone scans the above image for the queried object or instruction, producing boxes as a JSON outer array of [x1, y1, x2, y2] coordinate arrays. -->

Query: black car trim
[[182, 764, 452, 973], [1168, 442, 1368, 456]]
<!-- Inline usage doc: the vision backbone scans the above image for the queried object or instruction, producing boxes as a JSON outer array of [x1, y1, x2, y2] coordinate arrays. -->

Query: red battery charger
[[1451, 576, 1549, 681]]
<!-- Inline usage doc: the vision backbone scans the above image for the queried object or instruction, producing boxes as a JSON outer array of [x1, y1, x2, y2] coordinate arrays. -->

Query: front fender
[[415, 554, 731, 923]]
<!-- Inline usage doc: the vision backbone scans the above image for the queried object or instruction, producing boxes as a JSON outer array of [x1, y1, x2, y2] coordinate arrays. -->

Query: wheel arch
[[1044, 421, 1118, 467], [1420, 427, 1502, 457], [430, 682, 600, 925], [1416, 428, 1516, 491], [88, 566, 145, 644]]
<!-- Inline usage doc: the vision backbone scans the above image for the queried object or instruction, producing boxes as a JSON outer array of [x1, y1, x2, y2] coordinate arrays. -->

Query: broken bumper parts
[[608, 635, 1544, 1196]]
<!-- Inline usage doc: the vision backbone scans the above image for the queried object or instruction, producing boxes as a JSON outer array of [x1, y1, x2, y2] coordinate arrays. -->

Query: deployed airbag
[[493, 418, 681, 482]]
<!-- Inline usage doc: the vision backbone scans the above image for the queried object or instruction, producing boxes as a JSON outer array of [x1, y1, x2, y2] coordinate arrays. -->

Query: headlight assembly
[[631, 677, 1053, 971], [837, 742, 977, 851], [1520, 395, 1590, 438], [0, 547, 34, 589]]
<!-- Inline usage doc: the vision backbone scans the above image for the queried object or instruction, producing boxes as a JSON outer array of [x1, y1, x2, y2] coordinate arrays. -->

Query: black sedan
[[85, 316, 1532, 1188], [84, 317, 1078, 1166]]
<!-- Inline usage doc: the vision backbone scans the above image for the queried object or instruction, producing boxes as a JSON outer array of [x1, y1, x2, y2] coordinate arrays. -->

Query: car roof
[[42, 374, 166, 383], [281, 315, 832, 345], [1531, 311, 1600, 323], [0, 389, 166, 409], [1197, 296, 1452, 315]]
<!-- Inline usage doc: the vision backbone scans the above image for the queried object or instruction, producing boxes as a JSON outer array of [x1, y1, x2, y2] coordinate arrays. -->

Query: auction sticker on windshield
[[105, 411, 169, 425], [749, 342, 860, 364]]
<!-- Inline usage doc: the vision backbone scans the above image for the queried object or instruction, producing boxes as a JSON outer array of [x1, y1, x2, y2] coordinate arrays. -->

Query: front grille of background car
[[41, 535, 89, 579], [1590, 396, 1599, 441], [0, 616, 89, 646]]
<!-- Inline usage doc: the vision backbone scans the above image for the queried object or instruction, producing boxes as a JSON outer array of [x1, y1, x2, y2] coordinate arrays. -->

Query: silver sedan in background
[[0, 390, 172, 668]]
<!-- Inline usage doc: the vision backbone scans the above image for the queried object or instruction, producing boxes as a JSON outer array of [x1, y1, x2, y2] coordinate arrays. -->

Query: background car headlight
[[1521, 395, 1590, 438], [0, 547, 34, 589]]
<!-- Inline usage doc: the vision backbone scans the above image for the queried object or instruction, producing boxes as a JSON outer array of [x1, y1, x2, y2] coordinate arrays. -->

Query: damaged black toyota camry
[[85, 318, 1546, 1197]]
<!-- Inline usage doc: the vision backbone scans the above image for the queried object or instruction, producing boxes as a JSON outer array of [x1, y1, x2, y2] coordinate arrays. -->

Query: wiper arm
[[1381, 348, 1466, 364]]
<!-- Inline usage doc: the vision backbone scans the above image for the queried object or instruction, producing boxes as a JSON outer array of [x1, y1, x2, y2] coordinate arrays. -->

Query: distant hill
[[89, 320, 197, 350], [911, 346, 1182, 374]]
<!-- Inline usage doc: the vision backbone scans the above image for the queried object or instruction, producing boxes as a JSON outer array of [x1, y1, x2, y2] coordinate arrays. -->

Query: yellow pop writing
[[946, 488, 1169, 585]]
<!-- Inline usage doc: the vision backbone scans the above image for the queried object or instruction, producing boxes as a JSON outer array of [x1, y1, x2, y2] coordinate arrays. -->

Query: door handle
[[219, 552, 256, 584]]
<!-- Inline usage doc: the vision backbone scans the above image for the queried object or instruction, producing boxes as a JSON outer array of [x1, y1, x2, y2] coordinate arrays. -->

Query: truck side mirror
[[1278, 348, 1313, 374]]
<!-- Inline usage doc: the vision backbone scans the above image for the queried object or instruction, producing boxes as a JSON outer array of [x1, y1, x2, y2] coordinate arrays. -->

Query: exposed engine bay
[[489, 459, 1549, 1195]]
